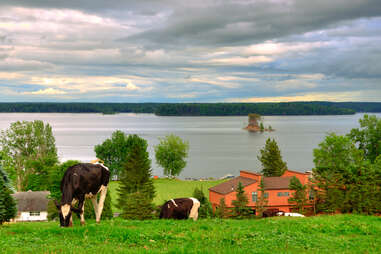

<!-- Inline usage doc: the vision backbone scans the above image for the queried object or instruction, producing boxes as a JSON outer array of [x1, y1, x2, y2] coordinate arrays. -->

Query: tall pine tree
[[0, 165, 16, 224], [258, 138, 287, 176], [256, 179, 268, 217], [232, 182, 251, 219], [117, 135, 155, 220], [288, 176, 308, 214], [216, 197, 229, 219]]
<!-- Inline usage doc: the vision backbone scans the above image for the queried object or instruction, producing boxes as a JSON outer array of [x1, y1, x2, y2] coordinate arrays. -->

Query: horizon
[[0, 1, 381, 102]]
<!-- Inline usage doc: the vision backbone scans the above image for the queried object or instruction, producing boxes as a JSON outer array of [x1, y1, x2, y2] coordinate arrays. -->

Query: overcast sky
[[0, 0, 380, 102]]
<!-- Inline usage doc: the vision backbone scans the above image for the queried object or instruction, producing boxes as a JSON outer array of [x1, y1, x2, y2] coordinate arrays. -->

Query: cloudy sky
[[0, 0, 381, 102]]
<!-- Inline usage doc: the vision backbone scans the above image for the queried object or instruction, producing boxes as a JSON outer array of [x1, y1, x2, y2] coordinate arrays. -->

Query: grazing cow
[[159, 198, 200, 221], [276, 211, 305, 217], [55, 161, 110, 227]]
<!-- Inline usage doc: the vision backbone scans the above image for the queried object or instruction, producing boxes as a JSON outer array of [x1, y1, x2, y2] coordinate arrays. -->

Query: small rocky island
[[244, 113, 274, 132]]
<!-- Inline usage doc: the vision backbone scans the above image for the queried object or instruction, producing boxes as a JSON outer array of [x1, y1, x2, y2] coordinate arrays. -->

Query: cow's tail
[[188, 197, 200, 221]]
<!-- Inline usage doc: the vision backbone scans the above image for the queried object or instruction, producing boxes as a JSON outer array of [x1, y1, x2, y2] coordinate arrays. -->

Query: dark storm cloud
[[127, 0, 381, 47]]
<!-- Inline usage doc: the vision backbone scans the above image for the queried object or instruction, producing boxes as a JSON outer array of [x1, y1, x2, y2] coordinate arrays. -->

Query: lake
[[0, 113, 379, 178]]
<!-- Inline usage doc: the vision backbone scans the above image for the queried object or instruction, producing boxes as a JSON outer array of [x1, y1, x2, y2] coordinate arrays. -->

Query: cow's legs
[[189, 199, 201, 221], [95, 186, 108, 223], [91, 196, 99, 220], [80, 202, 85, 225]]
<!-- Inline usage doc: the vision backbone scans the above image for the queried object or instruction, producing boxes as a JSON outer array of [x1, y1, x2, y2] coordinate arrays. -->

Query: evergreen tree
[[0, 165, 16, 225], [232, 182, 251, 219], [216, 197, 228, 219], [117, 135, 155, 220], [256, 179, 268, 217], [258, 138, 287, 176], [193, 187, 213, 218], [259, 122, 264, 132], [288, 176, 308, 214], [122, 183, 155, 220]]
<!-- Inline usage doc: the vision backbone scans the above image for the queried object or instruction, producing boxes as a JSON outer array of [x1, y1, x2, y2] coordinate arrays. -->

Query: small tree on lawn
[[232, 182, 251, 219], [155, 134, 189, 177], [122, 183, 155, 220], [258, 138, 287, 177], [0, 165, 16, 225], [216, 197, 228, 219], [193, 187, 213, 218], [288, 176, 308, 214], [256, 179, 268, 217], [117, 135, 155, 220]]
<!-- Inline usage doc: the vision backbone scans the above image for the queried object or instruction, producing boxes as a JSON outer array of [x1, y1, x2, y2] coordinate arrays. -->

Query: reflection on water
[[1, 113, 379, 178]]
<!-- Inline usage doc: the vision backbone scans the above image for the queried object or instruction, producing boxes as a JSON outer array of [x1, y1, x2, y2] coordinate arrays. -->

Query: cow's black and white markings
[[56, 162, 110, 227], [159, 197, 200, 221]]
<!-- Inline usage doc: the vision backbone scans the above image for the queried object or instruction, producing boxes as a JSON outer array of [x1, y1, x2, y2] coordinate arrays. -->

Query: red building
[[209, 170, 312, 214]]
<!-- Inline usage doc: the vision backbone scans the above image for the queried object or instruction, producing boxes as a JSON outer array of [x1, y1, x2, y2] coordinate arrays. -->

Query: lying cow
[[160, 198, 200, 221], [276, 211, 305, 217], [55, 161, 110, 227]]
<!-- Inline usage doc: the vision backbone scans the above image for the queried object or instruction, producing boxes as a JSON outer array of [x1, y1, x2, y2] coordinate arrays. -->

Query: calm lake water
[[1, 113, 380, 178]]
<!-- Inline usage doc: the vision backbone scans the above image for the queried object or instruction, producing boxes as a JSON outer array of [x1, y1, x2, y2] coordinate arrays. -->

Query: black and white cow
[[159, 198, 200, 221], [56, 162, 110, 227]]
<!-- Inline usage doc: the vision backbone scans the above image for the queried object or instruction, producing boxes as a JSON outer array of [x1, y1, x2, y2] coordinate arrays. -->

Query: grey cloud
[[127, 0, 381, 47]]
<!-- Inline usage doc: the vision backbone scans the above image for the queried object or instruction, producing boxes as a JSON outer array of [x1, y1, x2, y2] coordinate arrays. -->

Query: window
[[309, 190, 315, 200], [277, 192, 289, 197], [277, 192, 282, 197], [252, 192, 258, 202], [29, 211, 40, 216], [284, 192, 289, 197], [264, 192, 269, 198]]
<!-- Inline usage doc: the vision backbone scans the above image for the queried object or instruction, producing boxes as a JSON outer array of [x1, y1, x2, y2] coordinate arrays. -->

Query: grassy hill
[[108, 178, 226, 211], [1, 214, 380, 253]]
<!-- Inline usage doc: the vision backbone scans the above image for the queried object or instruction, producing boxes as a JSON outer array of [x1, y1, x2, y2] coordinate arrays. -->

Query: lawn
[[108, 178, 226, 211], [1, 214, 380, 253]]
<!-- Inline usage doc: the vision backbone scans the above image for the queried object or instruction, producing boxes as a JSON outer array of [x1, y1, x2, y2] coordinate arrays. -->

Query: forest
[[0, 102, 380, 116]]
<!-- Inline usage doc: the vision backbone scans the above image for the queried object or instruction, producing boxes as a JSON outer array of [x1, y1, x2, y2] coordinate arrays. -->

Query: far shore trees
[[0, 120, 58, 191], [258, 138, 287, 177], [117, 135, 155, 220], [155, 134, 189, 177]]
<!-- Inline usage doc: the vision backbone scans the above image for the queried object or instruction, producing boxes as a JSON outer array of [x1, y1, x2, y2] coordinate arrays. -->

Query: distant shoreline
[[0, 102, 381, 116]]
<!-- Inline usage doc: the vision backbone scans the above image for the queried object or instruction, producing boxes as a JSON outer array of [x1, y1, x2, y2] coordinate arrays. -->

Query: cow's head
[[55, 201, 81, 227]]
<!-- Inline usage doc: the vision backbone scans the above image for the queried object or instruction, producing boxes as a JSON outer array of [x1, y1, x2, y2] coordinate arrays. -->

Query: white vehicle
[[276, 211, 305, 217]]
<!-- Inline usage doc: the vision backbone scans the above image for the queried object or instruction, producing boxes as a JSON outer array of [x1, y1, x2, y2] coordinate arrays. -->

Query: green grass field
[[108, 178, 226, 211], [1, 214, 380, 253]]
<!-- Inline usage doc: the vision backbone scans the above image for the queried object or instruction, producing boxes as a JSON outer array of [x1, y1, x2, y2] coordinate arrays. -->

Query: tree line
[[2, 102, 381, 115]]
